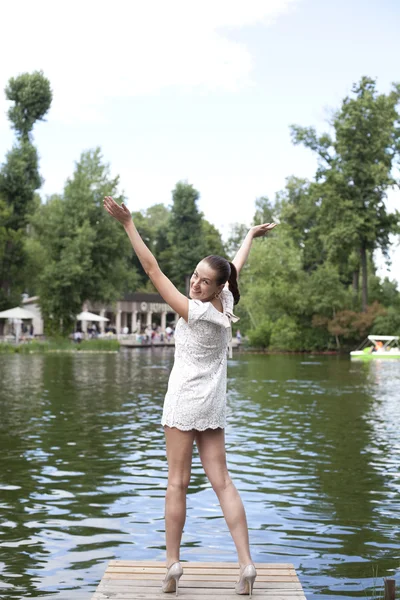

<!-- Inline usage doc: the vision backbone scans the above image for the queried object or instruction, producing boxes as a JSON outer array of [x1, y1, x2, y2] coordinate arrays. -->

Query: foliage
[[131, 196, 226, 289], [79, 338, 120, 351], [30, 149, 139, 335], [132, 203, 171, 284], [168, 181, 204, 291], [0, 71, 52, 310], [252, 196, 276, 225], [371, 306, 400, 337], [239, 227, 309, 326], [0, 142, 42, 229], [291, 76, 400, 310], [5, 70, 52, 141], [368, 275, 400, 308], [226, 222, 249, 258], [275, 177, 325, 273], [2, 71, 400, 351], [246, 319, 272, 348], [201, 218, 226, 258], [313, 302, 386, 347], [247, 315, 305, 351], [269, 315, 303, 351], [308, 262, 351, 317], [164, 181, 226, 291]]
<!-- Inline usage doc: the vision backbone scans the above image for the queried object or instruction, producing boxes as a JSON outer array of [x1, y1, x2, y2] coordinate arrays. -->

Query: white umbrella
[[0, 306, 36, 319], [0, 306, 36, 343], [76, 311, 109, 322]]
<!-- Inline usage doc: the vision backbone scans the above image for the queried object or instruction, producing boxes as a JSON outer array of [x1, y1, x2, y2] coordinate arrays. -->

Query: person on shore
[[104, 196, 276, 597]]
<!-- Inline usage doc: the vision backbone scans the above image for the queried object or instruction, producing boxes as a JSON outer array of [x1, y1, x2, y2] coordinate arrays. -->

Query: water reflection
[[0, 351, 399, 599]]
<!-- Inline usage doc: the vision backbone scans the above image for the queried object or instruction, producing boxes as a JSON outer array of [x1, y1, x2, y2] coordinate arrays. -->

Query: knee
[[167, 477, 190, 493], [210, 473, 233, 496]]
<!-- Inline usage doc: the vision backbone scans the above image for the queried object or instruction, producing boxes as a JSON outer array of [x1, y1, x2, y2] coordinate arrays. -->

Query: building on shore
[[21, 293, 178, 336]]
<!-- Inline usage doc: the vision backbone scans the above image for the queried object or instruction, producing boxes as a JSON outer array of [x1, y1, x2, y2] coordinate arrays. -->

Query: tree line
[[1, 71, 399, 349]]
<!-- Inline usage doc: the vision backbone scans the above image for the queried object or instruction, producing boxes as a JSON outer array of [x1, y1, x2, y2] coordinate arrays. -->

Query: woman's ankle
[[166, 559, 180, 568], [239, 560, 254, 570]]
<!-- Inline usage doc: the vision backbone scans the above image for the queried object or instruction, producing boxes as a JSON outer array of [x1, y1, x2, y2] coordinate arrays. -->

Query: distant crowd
[[73, 323, 176, 344]]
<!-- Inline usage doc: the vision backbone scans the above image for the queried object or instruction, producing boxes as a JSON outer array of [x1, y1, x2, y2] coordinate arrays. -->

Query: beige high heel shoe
[[235, 564, 257, 597], [161, 561, 183, 596]]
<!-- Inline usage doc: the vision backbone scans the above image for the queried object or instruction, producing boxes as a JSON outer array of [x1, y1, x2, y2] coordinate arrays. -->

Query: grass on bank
[[0, 338, 120, 353]]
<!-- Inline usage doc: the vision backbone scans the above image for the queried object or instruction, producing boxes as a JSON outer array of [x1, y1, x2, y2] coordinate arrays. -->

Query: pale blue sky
[[1, 0, 399, 281]]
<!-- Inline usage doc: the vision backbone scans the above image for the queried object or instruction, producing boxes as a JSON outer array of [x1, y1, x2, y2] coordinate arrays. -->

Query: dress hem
[[161, 421, 225, 432]]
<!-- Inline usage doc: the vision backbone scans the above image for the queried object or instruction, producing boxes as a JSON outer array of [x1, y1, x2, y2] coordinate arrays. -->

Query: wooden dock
[[91, 560, 307, 599]]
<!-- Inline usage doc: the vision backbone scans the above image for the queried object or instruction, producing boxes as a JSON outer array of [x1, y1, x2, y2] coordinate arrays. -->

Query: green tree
[[31, 149, 138, 335], [201, 218, 226, 258], [168, 181, 204, 292], [315, 302, 386, 347], [130, 198, 226, 289], [371, 306, 400, 336], [226, 222, 249, 258], [131, 203, 171, 287], [308, 262, 352, 348], [252, 195, 276, 225], [275, 177, 325, 273], [291, 76, 400, 310], [0, 71, 52, 309], [239, 227, 307, 333], [5, 71, 52, 141]]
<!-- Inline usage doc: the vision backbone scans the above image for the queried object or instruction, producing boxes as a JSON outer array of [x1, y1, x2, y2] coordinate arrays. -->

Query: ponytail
[[228, 262, 240, 305]]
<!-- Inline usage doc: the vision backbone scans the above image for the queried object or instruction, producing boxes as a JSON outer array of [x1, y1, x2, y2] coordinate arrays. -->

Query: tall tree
[[168, 181, 203, 293], [238, 227, 311, 349], [201, 218, 226, 258], [226, 222, 249, 258], [31, 149, 138, 334], [0, 71, 52, 309], [131, 203, 171, 286], [291, 76, 400, 310], [274, 177, 325, 273], [130, 200, 226, 288], [252, 195, 276, 225]]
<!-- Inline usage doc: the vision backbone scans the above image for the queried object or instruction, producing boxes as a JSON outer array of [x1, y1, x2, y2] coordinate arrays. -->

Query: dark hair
[[203, 255, 240, 305]]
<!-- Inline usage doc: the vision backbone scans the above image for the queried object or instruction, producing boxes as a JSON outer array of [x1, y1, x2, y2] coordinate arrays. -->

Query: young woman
[[103, 196, 276, 597]]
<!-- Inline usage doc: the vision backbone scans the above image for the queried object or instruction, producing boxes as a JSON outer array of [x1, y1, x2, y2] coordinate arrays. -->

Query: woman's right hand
[[103, 196, 132, 227]]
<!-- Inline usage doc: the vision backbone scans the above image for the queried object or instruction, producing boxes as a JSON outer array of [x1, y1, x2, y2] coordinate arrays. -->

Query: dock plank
[[96, 591, 304, 598], [98, 580, 303, 590], [92, 560, 306, 599]]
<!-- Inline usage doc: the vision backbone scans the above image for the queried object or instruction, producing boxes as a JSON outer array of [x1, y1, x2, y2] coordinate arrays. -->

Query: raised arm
[[232, 223, 277, 276], [103, 196, 189, 321]]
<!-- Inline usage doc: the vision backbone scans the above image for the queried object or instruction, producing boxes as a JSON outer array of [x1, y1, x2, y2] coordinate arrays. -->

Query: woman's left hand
[[103, 196, 132, 227], [250, 223, 277, 238]]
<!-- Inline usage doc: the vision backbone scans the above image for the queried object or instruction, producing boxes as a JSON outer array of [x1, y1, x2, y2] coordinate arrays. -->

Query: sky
[[0, 0, 399, 282]]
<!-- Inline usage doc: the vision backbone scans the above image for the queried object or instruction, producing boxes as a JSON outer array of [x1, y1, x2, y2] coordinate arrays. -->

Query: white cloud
[[0, 0, 297, 126]]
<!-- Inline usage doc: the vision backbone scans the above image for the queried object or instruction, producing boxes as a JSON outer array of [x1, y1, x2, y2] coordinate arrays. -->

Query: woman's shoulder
[[187, 298, 212, 325], [188, 297, 229, 327]]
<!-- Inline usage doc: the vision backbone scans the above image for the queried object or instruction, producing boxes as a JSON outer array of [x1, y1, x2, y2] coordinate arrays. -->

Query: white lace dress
[[161, 287, 239, 431]]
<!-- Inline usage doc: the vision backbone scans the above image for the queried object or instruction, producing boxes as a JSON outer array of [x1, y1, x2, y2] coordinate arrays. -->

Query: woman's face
[[189, 261, 223, 302]]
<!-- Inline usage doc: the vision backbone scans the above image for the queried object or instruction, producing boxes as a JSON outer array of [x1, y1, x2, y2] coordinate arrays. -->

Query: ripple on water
[[0, 352, 399, 599]]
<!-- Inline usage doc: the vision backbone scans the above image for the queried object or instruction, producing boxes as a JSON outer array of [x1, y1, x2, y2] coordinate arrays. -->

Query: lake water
[[0, 350, 399, 599]]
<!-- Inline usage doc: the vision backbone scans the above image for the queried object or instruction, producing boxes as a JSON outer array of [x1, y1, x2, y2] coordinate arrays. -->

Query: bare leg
[[195, 428, 253, 568], [164, 426, 195, 567]]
